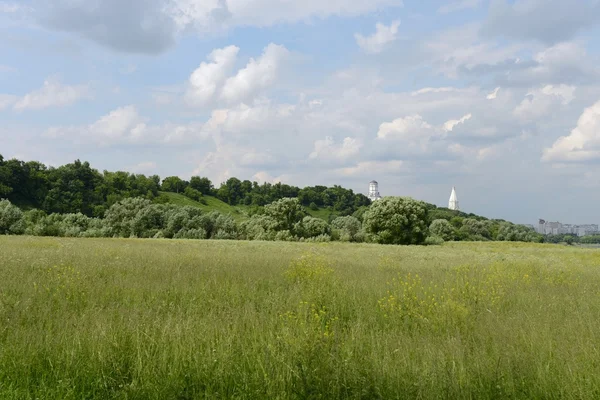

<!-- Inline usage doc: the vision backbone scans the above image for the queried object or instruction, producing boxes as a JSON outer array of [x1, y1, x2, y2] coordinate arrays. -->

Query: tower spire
[[449, 186, 459, 211]]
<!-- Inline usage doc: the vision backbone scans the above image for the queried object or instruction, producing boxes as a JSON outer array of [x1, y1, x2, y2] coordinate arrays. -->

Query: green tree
[[264, 198, 307, 233], [332, 215, 362, 242], [363, 197, 429, 245], [161, 176, 186, 193], [189, 176, 213, 195], [0, 199, 25, 234], [429, 219, 456, 241]]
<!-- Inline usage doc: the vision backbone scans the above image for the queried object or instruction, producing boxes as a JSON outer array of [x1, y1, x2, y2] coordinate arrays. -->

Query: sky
[[1, 0, 600, 224]]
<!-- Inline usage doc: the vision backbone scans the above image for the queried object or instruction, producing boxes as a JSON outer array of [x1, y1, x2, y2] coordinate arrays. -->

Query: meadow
[[1, 236, 600, 399]]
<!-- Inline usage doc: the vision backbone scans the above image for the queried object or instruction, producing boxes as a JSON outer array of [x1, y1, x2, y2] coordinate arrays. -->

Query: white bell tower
[[368, 180, 382, 201], [449, 186, 459, 211]]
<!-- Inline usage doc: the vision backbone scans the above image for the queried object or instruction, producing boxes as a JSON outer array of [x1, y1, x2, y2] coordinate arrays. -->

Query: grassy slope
[[159, 191, 248, 220], [2, 237, 600, 398], [162, 191, 338, 221]]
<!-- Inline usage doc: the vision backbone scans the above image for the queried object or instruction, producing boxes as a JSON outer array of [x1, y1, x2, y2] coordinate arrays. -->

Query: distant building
[[368, 180, 382, 201], [536, 220, 599, 236], [448, 187, 459, 211]]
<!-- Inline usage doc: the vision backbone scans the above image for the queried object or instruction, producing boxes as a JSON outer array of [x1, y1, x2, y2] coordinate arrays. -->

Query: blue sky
[[2, 0, 600, 224]]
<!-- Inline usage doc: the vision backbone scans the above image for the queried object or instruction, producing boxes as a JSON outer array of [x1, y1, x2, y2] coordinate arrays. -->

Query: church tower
[[449, 187, 459, 211], [368, 181, 382, 201]]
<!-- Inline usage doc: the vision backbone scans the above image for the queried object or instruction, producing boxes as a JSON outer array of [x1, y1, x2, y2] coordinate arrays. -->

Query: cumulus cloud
[[220, 43, 290, 104], [514, 84, 576, 122], [185, 44, 289, 107], [438, 0, 481, 14], [45, 105, 207, 145], [483, 0, 600, 44], [13, 79, 90, 111], [543, 100, 600, 163], [309, 136, 361, 161], [185, 45, 240, 106], [355, 20, 401, 54]]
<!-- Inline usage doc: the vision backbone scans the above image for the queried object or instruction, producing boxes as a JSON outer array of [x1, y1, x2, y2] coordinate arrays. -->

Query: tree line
[[0, 155, 370, 217], [1, 194, 543, 245]]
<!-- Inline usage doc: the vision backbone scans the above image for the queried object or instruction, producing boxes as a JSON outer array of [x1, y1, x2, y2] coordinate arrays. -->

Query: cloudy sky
[[2, 0, 600, 224]]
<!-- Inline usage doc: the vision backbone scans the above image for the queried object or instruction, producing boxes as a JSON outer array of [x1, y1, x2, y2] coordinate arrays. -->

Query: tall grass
[[1, 237, 600, 398]]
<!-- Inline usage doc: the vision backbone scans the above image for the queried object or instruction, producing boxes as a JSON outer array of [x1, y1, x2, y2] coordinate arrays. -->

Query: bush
[[363, 197, 429, 245], [429, 219, 456, 241], [184, 187, 203, 202], [424, 235, 445, 246], [295, 216, 330, 238], [331, 216, 362, 242], [0, 199, 25, 234]]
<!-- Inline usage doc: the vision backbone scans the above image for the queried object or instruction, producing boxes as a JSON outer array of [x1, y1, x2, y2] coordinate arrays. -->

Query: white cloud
[[130, 161, 158, 174], [220, 43, 290, 104], [169, 0, 404, 32], [185, 45, 239, 106], [0, 94, 16, 110], [443, 113, 472, 132], [45, 105, 207, 145], [487, 87, 500, 100], [337, 160, 405, 177], [0, 2, 26, 13], [13, 79, 90, 111], [355, 20, 400, 54], [377, 115, 434, 140], [438, 0, 481, 14], [543, 100, 600, 163], [411, 87, 458, 96], [309, 136, 361, 161], [514, 84, 576, 122]]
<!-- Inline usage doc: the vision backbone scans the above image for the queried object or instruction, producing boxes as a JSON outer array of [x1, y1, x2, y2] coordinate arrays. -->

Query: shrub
[[331, 216, 362, 242], [424, 235, 445, 246], [0, 199, 24, 234], [363, 197, 429, 245], [295, 216, 330, 238], [429, 219, 456, 241]]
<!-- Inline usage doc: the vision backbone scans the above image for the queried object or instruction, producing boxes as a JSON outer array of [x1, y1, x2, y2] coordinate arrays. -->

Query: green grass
[[305, 207, 340, 221], [162, 191, 337, 222], [2, 237, 600, 399], [159, 192, 248, 220]]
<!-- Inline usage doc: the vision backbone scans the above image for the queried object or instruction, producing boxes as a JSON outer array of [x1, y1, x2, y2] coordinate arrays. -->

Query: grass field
[[1, 237, 600, 399]]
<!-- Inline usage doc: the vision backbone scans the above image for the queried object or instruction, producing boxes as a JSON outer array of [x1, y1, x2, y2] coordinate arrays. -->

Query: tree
[[264, 198, 307, 233], [429, 219, 456, 241], [363, 197, 429, 245], [296, 216, 330, 238], [332, 215, 362, 242], [0, 199, 25, 234], [189, 176, 213, 195], [161, 176, 186, 193]]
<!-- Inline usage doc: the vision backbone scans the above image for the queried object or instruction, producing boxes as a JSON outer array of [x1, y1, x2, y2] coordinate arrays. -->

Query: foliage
[[424, 235, 445, 246], [0, 199, 25, 234], [429, 219, 456, 241], [331, 215, 363, 242], [264, 198, 307, 234], [295, 216, 330, 239], [363, 197, 429, 245]]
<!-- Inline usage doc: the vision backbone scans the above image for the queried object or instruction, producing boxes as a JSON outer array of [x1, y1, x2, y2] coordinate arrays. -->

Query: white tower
[[449, 186, 459, 211], [368, 180, 382, 201]]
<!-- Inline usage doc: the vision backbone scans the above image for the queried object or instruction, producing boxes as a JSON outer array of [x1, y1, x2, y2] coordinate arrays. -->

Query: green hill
[[159, 192, 248, 220], [161, 192, 340, 222]]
